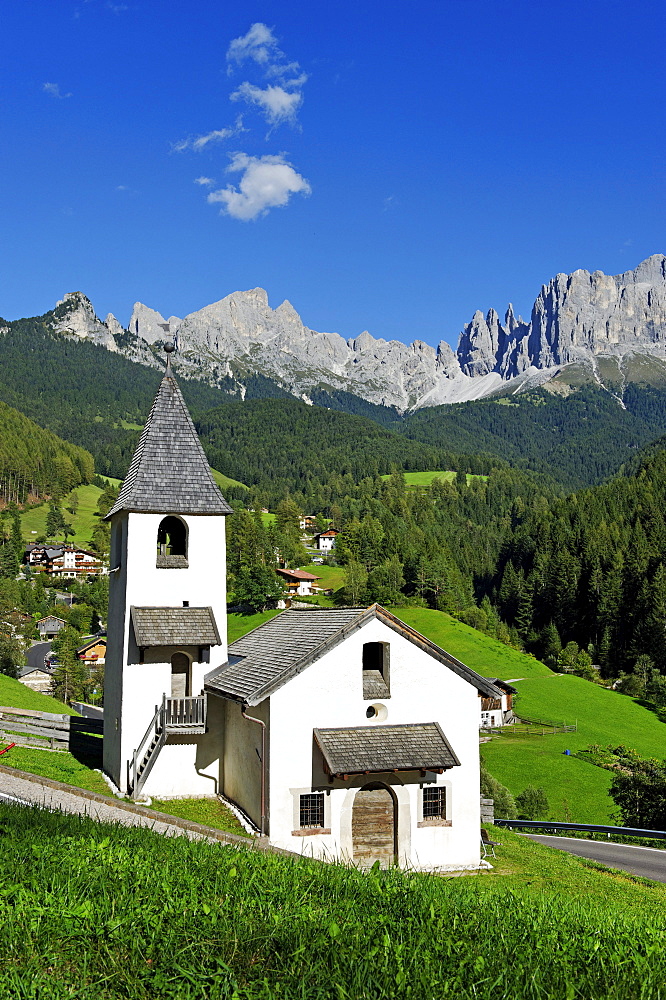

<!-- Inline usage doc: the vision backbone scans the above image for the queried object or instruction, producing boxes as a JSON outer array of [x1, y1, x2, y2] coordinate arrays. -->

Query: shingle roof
[[106, 369, 233, 518], [314, 722, 460, 776], [131, 606, 221, 647], [204, 604, 503, 706], [275, 568, 321, 581]]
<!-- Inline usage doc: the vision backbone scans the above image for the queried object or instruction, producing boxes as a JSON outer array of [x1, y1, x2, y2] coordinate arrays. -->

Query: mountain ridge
[[45, 254, 666, 412]]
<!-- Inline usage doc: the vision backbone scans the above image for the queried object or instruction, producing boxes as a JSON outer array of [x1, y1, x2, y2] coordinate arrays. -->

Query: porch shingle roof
[[313, 722, 460, 776], [131, 606, 221, 647]]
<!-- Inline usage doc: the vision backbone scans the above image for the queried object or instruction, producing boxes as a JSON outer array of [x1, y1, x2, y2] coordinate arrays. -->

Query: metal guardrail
[[495, 819, 666, 841]]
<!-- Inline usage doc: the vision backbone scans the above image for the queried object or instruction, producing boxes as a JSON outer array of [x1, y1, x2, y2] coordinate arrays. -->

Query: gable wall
[[266, 617, 481, 867]]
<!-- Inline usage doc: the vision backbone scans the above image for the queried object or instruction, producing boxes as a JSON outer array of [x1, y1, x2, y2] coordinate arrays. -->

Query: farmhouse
[[103, 353, 501, 870], [275, 567, 321, 597], [313, 528, 339, 552], [479, 679, 517, 728], [36, 615, 67, 640]]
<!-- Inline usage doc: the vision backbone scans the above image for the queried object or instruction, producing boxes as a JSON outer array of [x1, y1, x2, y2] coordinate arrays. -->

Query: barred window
[[299, 793, 324, 828], [422, 786, 446, 819]]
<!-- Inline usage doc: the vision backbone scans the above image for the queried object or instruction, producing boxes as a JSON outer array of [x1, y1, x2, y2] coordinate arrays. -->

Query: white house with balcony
[[103, 352, 501, 871]]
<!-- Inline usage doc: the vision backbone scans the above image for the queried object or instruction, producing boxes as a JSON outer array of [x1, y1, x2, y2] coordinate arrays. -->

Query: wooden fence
[[0, 706, 103, 760], [481, 718, 577, 737]]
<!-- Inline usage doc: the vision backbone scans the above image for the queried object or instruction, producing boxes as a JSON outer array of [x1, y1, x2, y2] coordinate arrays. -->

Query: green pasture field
[[299, 561, 345, 591], [379, 469, 488, 486], [20, 483, 104, 549], [0, 674, 78, 715], [1, 804, 665, 999], [211, 467, 248, 491], [392, 607, 665, 823]]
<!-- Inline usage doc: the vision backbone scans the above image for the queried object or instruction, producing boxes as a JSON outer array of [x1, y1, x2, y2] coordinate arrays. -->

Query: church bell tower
[[103, 347, 232, 796]]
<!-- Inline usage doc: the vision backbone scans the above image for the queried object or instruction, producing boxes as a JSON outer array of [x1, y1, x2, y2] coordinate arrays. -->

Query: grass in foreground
[[0, 805, 665, 1000]]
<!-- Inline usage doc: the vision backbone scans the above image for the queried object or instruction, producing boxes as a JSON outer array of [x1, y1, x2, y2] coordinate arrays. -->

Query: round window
[[365, 703, 388, 722]]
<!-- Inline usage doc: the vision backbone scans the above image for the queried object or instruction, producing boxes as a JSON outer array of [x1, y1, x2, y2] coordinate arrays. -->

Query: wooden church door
[[351, 783, 397, 867]]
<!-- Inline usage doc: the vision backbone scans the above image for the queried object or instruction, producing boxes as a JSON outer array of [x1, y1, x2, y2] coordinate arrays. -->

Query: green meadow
[[0, 802, 664, 999], [394, 607, 666, 823], [20, 483, 104, 549], [379, 469, 487, 486]]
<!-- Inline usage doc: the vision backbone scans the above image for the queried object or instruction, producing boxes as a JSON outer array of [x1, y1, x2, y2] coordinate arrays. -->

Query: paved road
[[528, 835, 666, 883], [0, 771, 217, 841]]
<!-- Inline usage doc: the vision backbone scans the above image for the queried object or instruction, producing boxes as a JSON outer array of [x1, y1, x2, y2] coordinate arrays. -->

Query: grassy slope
[[21, 484, 103, 549], [211, 467, 247, 491], [1, 805, 665, 1000], [298, 562, 346, 591], [392, 607, 665, 823], [0, 674, 78, 715], [379, 470, 487, 485]]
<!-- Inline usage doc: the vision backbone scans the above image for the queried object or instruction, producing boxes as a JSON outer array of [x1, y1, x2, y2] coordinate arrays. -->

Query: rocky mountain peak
[[45, 253, 666, 413]]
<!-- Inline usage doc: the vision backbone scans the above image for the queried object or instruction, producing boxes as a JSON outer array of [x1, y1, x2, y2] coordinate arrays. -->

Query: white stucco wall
[[103, 510, 228, 793], [265, 617, 482, 870]]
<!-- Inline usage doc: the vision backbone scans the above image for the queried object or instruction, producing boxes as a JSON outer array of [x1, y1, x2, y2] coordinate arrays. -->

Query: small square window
[[422, 786, 446, 820], [299, 793, 324, 828]]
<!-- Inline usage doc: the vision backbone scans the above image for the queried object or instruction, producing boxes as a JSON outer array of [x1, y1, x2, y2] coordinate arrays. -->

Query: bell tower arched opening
[[157, 516, 188, 568]]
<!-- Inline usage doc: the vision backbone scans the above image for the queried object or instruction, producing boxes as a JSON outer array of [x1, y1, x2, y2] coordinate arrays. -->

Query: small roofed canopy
[[314, 722, 460, 778], [131, 606, 221, 647], [107, 363, 233, 519]]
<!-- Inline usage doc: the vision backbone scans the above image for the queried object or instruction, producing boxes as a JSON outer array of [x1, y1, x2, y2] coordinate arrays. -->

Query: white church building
[[103, 354, 502, 870]]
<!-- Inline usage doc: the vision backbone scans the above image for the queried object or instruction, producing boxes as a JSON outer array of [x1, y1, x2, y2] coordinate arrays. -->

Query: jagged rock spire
[[106, 357, 232, 518]]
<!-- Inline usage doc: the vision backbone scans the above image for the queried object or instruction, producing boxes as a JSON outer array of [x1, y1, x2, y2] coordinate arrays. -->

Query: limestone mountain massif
[[51, 254, 666, 412]]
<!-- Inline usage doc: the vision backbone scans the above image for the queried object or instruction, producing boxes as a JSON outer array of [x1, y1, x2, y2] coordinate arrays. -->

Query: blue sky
[[2, 0, 665, 349]]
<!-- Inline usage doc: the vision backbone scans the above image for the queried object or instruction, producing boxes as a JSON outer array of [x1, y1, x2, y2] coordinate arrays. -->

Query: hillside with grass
[[1, 801, 665, 999], [394, 608, 666, 823]]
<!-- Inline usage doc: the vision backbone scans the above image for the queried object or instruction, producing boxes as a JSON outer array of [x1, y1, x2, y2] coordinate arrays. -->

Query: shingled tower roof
[[106, 361, 233, 518]]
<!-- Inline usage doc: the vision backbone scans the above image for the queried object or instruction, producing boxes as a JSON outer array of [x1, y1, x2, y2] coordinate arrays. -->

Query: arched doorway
[[170, 652, 191, 698], [351, 782, 397, 867]]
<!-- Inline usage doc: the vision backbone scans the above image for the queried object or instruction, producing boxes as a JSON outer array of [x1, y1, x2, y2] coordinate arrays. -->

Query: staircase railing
[[128, 694, 208, 798], [165, 695, 207, 729], [129, 699, 166, 799]]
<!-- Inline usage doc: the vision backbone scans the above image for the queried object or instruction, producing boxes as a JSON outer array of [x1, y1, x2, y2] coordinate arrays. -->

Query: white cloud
[[43, 82, 72, 99], [207, 153, 311, 221], [173, 117, 244, 152], [226, 23, 282, 68], [230, 82, 303, 126], [194, 176, 215, 186]]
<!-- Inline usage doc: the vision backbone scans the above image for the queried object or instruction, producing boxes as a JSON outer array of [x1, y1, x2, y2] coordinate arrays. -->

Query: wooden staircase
[[128, 694, 207, 799]]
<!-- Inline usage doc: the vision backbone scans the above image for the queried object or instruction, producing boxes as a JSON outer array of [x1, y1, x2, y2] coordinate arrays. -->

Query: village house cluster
[[24, 543, 104, 579]]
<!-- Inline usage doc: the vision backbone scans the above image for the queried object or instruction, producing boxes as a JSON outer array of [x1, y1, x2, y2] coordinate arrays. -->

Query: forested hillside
[[0, 315, 234, 477], [195, 399, 495, 505], [0, 401, 94, 503], [492, 439, 666, 675], [398, 384, 666, 488]]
